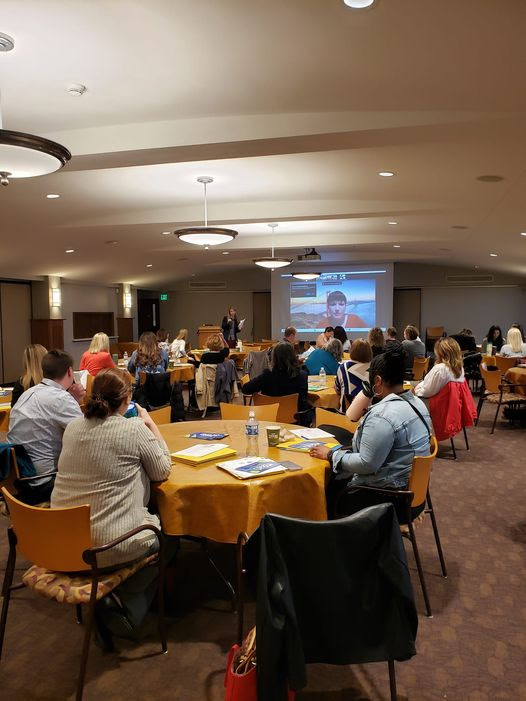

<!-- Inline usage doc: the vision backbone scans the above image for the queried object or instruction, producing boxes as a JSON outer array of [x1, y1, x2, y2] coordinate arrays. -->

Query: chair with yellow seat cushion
[[476, 367, 525, 433], [494, 355, 517, 374], [220, 402, 279, 421], [149, 405, 171, 425], [252, 393, 299, 424], [336, 436, 445, 618], [0, 488, 167, 701]]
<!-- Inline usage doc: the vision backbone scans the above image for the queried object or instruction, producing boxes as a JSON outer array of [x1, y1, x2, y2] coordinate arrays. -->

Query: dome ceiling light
[[0, 35, 71, 186], [175, 176, 237, 246], [343, 0, 376, 7], [253, 223, 292, 270]]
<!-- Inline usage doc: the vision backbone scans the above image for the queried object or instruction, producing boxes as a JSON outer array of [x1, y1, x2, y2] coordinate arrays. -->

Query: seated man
[[7, 349, 85, 504], [283, 326, 297, 346]]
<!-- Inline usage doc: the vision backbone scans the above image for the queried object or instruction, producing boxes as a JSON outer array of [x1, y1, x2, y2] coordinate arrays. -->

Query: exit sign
[[160, 293, 169, 301]]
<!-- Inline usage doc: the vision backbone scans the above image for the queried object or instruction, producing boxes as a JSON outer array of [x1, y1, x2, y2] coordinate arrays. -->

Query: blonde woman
[[170, 328, 189, 359], [414, 337, 464, 398], [499, 327, 526, 357], [79, 332, 115, 376], [11, 344, 48, 407]]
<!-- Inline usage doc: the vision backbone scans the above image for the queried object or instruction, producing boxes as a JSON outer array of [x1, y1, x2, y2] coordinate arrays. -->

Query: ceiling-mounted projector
[[297, 247, 321, 261]]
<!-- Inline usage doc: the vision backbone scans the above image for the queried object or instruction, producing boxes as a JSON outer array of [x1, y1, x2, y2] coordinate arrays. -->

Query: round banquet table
[[154, 419, 329, 543], [505, 366, 526, 396], [307, 375, 340, 410]]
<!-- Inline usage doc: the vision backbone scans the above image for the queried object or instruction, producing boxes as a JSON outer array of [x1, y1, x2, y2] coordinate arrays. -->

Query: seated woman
[[368, 327, 385, 357], [335, 338, 372, 412], [10, 343, 47, 407], [51, 368, 172, 643], [170, 328, 189, 359], [414, 337, 464, 398], [156, 328, 170, 352], [316, 326, 334, 348], [242, 341, 312, 414], [200, 333, 230, 364], [304, 338, 343, 376], [481, 324, 503, 353], [128, 331, 169, 381], [333, 325, 351, 352], [80, 332, 115, 377], [310, 349, 432, 522], [499, 327, 526, 357]]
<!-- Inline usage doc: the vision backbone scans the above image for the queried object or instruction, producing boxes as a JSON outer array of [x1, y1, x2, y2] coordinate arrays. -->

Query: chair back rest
[[315, 407, 359, 434], [253, 393, 299, 423], [137, 372, 172, 408], [495, 355, 516, 373], [482, 354, 497, 367], [85, 373, 95, 399], [411, 356, 429, 380], [426, 326, 444, 338], [149, 405, 171, 425], [407, 436, 438, 508], [220, 402, 279, 421], [1, 487, 92, 571], [480, 366, 501, 394]]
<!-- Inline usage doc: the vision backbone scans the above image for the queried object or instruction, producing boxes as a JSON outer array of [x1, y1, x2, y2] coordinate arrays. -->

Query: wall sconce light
[[51, 288, 61, 307], [124, 292, 132, 308]]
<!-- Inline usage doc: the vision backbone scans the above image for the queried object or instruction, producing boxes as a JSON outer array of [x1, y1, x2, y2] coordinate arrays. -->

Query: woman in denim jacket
[[311, 349, 432, 522]]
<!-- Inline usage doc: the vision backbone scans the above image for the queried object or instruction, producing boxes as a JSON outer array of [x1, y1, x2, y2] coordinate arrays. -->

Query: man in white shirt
[[8, 349, 85, 503]]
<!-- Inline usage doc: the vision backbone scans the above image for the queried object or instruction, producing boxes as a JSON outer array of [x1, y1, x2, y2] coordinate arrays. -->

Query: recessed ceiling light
[[222, 251, 229, 255], [343, 0, 375, 7], [65, 249, 74, 253], [489, 253, 498, 257], [393, 244, 401, 248], [161, 231, 171, 236], [46, 193, 60, 199], [378, 171, 395, 177], [388, 221, 398, 225], [146, 264, 153, 267]]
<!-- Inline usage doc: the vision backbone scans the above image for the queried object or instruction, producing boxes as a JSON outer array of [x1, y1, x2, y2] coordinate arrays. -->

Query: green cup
[[112, 353, 119, 365], [266, 425, 281, 447]]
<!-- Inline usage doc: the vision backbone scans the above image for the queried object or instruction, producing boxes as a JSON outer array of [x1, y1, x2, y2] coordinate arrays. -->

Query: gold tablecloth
[[155, 420, 328, 543], [308, 375, 340, 409], [0, 391, 12, 432], [505, 367, 526, 396], [168, 364, 195, 382]]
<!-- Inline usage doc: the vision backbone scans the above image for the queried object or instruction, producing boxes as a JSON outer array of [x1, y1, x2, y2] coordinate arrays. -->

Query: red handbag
[[224, 628, 296, 701]]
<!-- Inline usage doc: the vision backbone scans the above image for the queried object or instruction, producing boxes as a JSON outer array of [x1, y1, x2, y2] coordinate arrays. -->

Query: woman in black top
[[221, 307, 240, 348], [11, 344, 48, 407], [200, 333, 230, 364], [482, 325, 503, 352], [242, 342, 311, 412]]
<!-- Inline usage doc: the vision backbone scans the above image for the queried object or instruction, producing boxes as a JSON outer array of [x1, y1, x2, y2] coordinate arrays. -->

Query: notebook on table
[[216, 457, 286, 479], [171, 443, 236, 464]]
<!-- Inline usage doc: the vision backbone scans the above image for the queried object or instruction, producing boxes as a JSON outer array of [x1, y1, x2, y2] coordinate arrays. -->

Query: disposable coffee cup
[[112, 353, 119, 365], [266, 425, 281, 447]]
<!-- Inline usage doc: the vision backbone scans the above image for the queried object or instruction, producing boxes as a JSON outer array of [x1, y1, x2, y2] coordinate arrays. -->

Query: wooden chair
[[481, 354, 497, 368], [84, 373, 95, 400], [336, 437, 445, 618], [149, 405, 171, 425], [0, 488, 167, 701], [315, 407, 359, 434], [409, 356, 429, 381], [220, 403, 279, 421], [476, 367, 526, 433], [252, 393, 299, 424], [495, 355, 517, 375]]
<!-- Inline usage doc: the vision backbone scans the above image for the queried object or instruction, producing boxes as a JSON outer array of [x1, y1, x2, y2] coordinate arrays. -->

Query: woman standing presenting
[[221, 306, 241, 348]]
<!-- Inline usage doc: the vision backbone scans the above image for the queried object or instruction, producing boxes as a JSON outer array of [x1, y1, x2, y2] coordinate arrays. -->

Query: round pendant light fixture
[[291, 272, 321, 281], [0, 36, 71, 186], [343, 0, 375, 8], [175, 176, 237, 246], [253, 223, 292, 270]]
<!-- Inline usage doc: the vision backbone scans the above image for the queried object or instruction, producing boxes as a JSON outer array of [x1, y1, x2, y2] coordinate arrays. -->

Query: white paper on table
[[173, 443, 229, 458], [290, 427, 336, 440], [238, 318, 246, 329]]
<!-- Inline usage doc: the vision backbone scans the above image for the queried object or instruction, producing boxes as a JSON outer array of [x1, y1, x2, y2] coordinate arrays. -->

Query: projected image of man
[[322, 291, 366, 329]]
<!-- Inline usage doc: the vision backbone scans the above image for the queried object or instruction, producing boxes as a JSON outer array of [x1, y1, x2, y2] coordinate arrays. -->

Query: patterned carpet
[[0, 400, 525, 700]]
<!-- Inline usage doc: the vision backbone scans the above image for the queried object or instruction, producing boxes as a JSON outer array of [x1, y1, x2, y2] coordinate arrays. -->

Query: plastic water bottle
[[319, 366, 327, 386], [123, 350, 129, 363], [245, 410, 259, 457]]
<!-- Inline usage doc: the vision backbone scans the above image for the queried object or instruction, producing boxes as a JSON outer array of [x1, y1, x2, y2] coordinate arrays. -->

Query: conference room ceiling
[[1, 0, 526, 287]]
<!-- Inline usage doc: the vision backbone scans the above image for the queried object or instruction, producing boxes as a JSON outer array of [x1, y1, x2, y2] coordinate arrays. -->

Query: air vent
[[188, 281, 227, 290], [446, 274, 494, 283]]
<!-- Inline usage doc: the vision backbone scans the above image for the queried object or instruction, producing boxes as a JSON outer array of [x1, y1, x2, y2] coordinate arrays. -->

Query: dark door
[[138, 298, 160, 336]]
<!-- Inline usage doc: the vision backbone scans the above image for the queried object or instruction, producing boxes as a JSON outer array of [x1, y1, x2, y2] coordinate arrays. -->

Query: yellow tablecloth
[[505, 367, 526, 396], [308, 375, 340, 409], [0, 391, 13, 432], [168, 364, 195, 382], [155, 420, 328, 543]]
